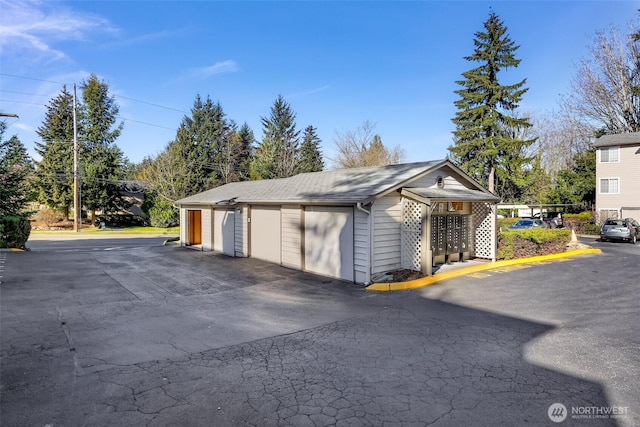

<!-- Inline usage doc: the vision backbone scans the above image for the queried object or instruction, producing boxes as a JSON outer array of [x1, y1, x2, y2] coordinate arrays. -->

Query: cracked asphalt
[[1, 241, 638, 426]]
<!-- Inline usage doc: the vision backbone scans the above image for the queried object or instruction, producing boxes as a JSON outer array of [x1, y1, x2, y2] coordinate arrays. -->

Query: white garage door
[[214, 209, 235, 256], [250, 206, 281, 264], [304, 206, 354, 281]]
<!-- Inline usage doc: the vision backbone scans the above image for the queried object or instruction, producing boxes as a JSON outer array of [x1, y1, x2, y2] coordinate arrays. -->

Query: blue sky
[[0, 0, 636, 166]]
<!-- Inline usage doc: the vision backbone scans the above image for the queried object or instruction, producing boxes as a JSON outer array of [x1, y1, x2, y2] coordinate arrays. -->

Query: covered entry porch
[[399, 187, 500, 276]]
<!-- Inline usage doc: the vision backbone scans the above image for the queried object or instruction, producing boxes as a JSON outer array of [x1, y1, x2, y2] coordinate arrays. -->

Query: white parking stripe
[[0, 253, 5, 285]]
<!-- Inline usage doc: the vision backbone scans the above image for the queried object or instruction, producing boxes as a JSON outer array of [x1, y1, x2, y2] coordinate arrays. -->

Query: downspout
[[356, 202, 371, 284]]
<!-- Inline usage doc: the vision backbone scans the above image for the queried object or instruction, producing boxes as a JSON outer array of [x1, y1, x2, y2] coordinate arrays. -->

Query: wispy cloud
[[285, 85, 331, 99], [0, 0, 116, 62], [14, 122, 32, 132], [101, 28, 193, 49], [190, 60, 239, 79]]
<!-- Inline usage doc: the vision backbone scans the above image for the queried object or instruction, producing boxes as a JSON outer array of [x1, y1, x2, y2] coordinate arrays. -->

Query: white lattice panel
[[401, 198, 422, 271], [472, 202, 495, 259]]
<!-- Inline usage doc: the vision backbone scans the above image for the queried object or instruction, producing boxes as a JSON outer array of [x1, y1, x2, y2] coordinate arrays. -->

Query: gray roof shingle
[[595, 132, 640, 147], [175, 160, 449, 205], [402, 187, 501, 202]]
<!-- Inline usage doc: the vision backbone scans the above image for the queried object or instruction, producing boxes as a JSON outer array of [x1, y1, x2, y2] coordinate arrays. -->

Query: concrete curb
[[0, 248, 25, 252], [366, 248, 602, 292]]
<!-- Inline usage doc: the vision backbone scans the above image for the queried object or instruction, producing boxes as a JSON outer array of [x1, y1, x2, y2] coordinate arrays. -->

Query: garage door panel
[[214, 209, 235, 256], [250, 206, 281, 264], [304, 207, 354, 281]]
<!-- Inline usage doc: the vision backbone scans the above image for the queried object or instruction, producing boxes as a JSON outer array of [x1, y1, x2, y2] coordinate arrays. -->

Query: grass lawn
[[31, 226, 179, 235]]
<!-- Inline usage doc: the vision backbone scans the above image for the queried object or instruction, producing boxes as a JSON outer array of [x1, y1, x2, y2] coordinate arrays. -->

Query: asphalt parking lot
[[1, 242, 638, 426]]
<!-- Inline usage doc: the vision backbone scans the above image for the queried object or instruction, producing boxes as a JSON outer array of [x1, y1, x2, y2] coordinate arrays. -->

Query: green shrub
[[564, 212, 592, 221], [142, 190, 179, 228], [148, 198, 179, 228], [498, 228, 571, 260], [0, 215, 31, 249], [582, 223, 601, 235], [563, 211, 600, 235]]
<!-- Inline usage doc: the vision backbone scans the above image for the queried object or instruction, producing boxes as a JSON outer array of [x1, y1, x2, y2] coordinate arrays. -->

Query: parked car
[[533, 211, 564, 228], [600, 218, 640, 244], [508, 219, 549, 230]]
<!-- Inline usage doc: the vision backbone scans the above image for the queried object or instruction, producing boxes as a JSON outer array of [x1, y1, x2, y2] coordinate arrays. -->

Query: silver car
[[508, 219, 549, 229], [600, 218, 640, 244]]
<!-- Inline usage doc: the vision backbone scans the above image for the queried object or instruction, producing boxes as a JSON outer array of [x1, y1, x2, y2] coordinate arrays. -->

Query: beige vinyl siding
[[596, 144, 640, 220], [354, 208, 370, 283], [372, 193, 402, 274], [234, 206, 248, 257], [281, 205, 302, 269], [406, 166, 469, 190], [201, 208, 213, 251], [179, 208, 187, 246]]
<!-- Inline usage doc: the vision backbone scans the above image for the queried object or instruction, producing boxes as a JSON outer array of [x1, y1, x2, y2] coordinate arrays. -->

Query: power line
[[2, 73, 187, 114], [0, 99, 45, 106], [119, 117, 177, 131], [0, 89, 51, 98], [115, 95, 188, 114], [0, 73, 69, 85]]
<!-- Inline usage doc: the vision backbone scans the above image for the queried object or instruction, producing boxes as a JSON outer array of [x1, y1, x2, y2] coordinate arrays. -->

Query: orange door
[[188, 210, 202, 245]]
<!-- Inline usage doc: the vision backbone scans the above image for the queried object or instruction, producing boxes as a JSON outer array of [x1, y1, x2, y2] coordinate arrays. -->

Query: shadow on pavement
[[0, 247, 622, 426]]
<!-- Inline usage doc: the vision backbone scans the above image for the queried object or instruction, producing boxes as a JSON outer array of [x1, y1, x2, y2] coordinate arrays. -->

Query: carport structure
[[175, 160, 500, 284]]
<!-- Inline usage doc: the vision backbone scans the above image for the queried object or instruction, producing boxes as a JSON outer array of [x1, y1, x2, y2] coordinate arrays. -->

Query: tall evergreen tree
[[250, 95, 300, 179], [141, 94, 237, 226], [0, 121, 33, 216], [0, 121, 33, 248], [547, 147, 596, 208], [235, 122, 255, 180], [449, 12, 535, 195], [79, 74, 126, 218], [174, 94, 232, 192], [33, 85, 75, 218], [299, 125, 324, 173]]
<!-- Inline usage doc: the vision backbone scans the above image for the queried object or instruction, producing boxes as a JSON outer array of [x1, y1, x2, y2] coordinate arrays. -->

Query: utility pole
[[73, 84, 80, 232]]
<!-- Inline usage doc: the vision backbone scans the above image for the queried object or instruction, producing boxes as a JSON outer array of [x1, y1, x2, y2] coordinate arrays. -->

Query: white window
[[599, 147, 619, 163], [599, 178, 619, 194]]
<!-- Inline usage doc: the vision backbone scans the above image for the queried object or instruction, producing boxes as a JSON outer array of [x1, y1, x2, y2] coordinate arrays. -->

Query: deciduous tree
[[332, 121, 403, 169], [562, 23, 640, 134]]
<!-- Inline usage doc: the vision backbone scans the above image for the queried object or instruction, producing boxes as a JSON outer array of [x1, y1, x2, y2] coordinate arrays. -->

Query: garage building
[[174, 160, 500, 284]]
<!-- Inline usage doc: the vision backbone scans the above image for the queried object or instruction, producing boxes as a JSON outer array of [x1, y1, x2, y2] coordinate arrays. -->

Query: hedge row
[[563, 214, 601, 235], [0, 215, 31, 249], [498, 228, 571, 260]]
